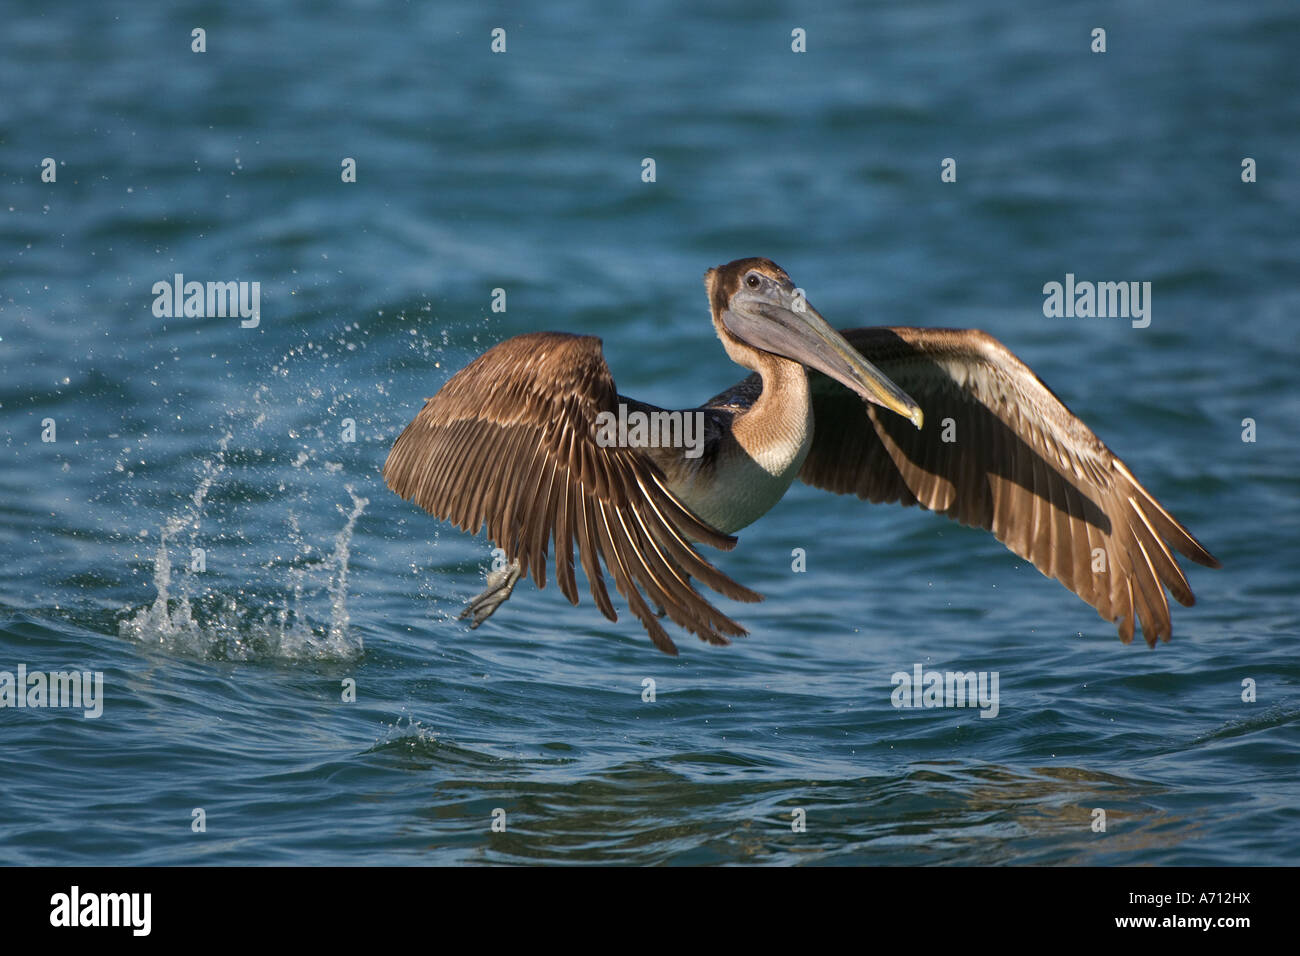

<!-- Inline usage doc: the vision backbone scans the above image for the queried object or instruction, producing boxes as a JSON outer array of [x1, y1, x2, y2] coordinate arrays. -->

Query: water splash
[[327, 488, 368, 645], [117, 447, 368, 662]]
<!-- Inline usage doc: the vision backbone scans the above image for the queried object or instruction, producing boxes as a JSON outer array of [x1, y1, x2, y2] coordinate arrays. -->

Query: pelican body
[[384, 258, 1219, 654]]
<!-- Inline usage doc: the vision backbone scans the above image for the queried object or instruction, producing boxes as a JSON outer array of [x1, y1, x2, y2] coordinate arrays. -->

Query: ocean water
[[1, 0, 1297, 865]]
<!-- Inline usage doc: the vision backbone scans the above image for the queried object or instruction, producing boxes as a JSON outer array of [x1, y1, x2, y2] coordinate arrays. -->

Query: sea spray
[[124, 433, 231, 642], [118, 444, 366, 662], [328, 487, 368, 646]]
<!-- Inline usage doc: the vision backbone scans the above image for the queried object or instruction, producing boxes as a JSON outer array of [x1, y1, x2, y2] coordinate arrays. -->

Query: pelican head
[[705, 257, 924, 428]]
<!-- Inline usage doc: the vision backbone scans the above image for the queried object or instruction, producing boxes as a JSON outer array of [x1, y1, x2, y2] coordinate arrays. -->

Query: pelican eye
[[745, 273, 761, 289]]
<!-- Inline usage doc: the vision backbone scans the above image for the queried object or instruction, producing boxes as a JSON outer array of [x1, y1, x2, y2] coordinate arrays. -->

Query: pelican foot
[[459, 558, 523, 628]]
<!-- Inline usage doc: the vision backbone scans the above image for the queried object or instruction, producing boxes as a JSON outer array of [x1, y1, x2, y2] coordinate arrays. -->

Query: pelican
[[383, 258, 1220, 654]]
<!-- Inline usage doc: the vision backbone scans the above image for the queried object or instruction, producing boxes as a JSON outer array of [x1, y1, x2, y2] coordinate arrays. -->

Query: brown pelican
[[383, 258, 1219, 654]]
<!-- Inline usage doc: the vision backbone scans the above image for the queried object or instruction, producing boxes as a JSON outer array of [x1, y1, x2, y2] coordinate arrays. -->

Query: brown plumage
[[383, 331, 762, 654], [792, 327, 1220, 645], [384, 258, 1219, 654]]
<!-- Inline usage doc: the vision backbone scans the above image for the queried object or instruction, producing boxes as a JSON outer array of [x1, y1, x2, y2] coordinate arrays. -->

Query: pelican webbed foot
[[459, 558, 523, 628]]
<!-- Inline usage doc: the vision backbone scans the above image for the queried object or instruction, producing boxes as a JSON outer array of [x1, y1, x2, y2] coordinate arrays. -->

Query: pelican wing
[[383, 331, 761, 654], [799, 327, 1220, 645]]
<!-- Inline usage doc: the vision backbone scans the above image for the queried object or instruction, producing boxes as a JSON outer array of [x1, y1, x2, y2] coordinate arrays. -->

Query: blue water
[[2, 0, 1298, 865]]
